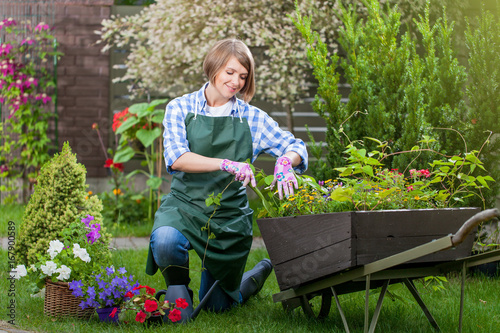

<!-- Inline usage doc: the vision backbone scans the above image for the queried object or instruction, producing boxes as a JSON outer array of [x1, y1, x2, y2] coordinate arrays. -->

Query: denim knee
[[150, 226, 190, 267]]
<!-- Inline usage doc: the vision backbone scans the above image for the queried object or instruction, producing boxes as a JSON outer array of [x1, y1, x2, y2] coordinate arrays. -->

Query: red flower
[[104, 158, 113, 168], [144, 299, 158, 312], [145, 286, 156, 295], [175, 298, 189, 310], [110, 307, 118, 318], [104, 158, 124, 172], [112, 108, 131, 132], [168, 308, 182, 323], [124, 291, 134, 298], [135, 310, 147, 323], [113, 162, 125, 172], [132, 285, 146, 291]]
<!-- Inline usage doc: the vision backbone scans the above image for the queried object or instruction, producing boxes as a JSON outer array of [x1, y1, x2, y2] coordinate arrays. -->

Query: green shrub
[[15, 142, 108, 266], [464, 7, 500, 208], [295, 0, 467, 176]]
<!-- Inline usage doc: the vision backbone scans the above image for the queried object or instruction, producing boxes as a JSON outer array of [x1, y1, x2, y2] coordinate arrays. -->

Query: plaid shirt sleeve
[[245, 103, 308, 174], [162, 96, 193, 174]]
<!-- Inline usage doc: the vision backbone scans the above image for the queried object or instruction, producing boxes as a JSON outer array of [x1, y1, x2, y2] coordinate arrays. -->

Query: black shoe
[[240, 258, 273, 302]]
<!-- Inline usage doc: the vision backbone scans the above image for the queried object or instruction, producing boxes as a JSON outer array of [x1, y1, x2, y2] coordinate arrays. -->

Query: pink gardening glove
[[272, 156, 298, 199], [220, 159, 257, 187]]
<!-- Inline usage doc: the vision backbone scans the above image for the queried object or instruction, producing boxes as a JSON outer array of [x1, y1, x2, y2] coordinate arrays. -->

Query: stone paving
[[1, 236, 265, 251]]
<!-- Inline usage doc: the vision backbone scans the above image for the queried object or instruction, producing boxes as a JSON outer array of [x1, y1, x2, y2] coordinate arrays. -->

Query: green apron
[[146, 112, 254, 301]]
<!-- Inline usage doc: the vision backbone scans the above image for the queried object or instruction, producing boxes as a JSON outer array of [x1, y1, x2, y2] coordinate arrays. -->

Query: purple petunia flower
[[86, 223, 101, 244], [81, 214, 94, 227]]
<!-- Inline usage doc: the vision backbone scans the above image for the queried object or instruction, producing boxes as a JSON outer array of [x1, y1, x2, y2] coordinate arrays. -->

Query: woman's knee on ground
[[150, 226, 190, 267]]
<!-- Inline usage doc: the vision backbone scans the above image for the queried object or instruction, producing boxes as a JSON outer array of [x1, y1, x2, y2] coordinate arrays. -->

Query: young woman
[[146, 39, 308, 312]]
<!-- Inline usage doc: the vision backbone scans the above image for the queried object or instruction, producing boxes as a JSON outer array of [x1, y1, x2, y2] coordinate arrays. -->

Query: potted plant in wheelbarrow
[[251, 137, 497, 291]]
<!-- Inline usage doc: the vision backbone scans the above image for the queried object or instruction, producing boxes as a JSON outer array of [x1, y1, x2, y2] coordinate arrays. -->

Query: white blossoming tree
[[98, 0, 343, 131]]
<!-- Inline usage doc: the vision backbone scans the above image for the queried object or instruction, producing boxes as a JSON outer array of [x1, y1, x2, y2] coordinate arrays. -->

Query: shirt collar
[[196, 82, 239, 116]]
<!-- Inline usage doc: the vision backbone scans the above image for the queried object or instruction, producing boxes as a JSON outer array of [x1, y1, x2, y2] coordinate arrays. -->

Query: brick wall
[[54, 0, 114, 178]]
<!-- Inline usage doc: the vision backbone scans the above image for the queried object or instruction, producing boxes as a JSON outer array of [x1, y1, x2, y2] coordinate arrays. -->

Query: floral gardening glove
[[220, 159, 257, 187], [272, 156, 298, 199]]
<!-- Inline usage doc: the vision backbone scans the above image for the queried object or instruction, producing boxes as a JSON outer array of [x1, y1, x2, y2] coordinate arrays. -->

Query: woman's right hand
[[220, 159, 257, 187]]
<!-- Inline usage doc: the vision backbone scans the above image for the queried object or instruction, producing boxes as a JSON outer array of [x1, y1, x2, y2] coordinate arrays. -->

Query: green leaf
[[476, 176, 490, 189], [264, 175, 275, 186], [136, 128, 162, 148], [128, 102, 149, 115], [148, 98, 169, 108], [362, 165, 374, 177], [364, 157, 382, 165], [115, 116, 140, 135], [465, 153, 482, 165], [146, 176, 163, 190], [435, 190, 450, 202], [377, 187, 396, 199], [113, 146, 135, 163], [439, 166, 450, 173], [151, 113, 164, 124], [429, 176, 442, 183], [330, 187, 354, 202]]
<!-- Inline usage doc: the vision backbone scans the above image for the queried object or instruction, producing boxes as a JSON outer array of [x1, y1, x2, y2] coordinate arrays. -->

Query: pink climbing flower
[[34, 22, 50, 32]]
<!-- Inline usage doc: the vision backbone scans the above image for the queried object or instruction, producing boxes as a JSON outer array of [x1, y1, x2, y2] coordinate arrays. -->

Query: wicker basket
[[44, 280, 94, 319]]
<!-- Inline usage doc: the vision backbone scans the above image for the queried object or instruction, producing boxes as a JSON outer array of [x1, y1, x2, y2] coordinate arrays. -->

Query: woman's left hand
[[272, 156, 298, 199]]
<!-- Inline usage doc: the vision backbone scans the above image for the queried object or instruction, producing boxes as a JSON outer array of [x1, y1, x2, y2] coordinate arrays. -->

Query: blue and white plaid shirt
[[163, 83, 308, 174]]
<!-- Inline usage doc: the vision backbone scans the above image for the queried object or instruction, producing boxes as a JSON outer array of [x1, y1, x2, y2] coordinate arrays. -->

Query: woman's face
[[211, 56, 248, 104]]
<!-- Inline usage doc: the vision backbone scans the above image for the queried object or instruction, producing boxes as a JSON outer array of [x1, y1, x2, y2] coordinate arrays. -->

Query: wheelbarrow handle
[[451, 208, 499, 247]]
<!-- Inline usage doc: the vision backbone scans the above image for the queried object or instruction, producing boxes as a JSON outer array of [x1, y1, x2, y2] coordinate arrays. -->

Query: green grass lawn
[[2, 246, 500, 332], [1, 200, 262, 238]]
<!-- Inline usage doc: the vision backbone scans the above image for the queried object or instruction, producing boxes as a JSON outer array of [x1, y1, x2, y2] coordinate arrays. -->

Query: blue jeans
[[150, 226, 242, 312]]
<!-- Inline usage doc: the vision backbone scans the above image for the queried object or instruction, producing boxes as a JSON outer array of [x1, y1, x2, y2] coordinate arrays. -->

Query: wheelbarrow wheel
[[300, 291, 332, 319]]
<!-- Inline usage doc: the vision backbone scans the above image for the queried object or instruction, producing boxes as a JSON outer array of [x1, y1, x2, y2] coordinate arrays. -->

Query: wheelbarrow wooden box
[[257, 207, 480, 290]]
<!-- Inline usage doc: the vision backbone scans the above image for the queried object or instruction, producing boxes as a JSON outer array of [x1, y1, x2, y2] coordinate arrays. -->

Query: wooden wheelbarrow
[[263, 208, 500, 333]]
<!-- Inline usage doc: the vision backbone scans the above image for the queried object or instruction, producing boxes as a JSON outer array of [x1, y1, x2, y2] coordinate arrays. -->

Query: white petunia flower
[[40, 261, 58, 276], [10, 264, 27, 280], [72, 243, 91, 263], [47, 240, 65, 259], [55, 265, 72, 281]]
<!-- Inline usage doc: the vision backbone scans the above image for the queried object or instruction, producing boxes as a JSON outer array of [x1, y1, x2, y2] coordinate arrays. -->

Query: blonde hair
[[203, 39, 256, 103]]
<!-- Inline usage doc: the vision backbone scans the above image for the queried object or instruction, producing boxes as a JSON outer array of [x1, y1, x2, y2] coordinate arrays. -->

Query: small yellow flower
[[288, 197, 296, 202], [325, 179, 332, 183], [113, 188, 122, 195], [414, 195, 420, 200], [85, 196, 89, 200], [88, 191, 93, 195]]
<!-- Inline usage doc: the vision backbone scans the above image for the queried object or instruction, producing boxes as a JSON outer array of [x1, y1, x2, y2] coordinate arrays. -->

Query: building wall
[[53, 0, 114, 178]]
